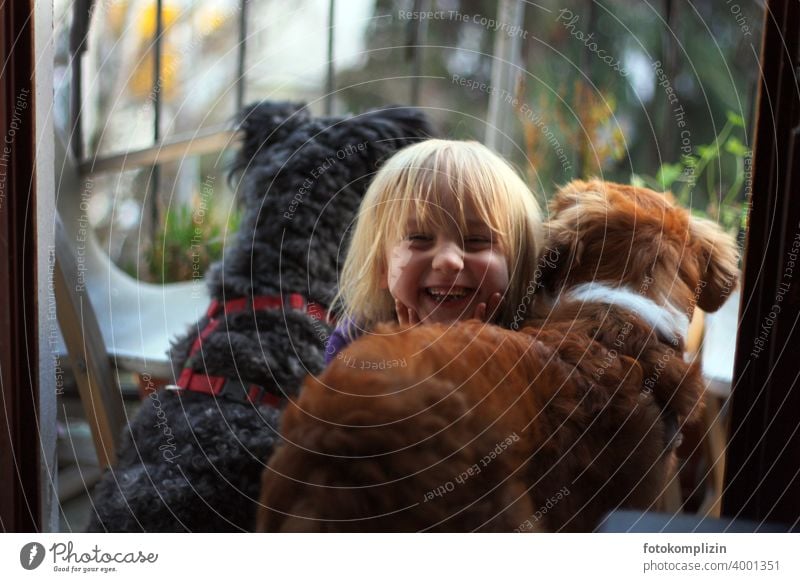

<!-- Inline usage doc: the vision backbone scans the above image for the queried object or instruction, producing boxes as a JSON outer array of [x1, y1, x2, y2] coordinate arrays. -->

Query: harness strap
[[171, 293, 330, 408]]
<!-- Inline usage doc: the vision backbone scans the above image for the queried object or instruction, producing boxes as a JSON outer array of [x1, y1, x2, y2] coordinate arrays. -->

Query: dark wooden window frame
[[724, 0, 800, 528], [0, 0, 41, 532], [3, 0, 798, 532]]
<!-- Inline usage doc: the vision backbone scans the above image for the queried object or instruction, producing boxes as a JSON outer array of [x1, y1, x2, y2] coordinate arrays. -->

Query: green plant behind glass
[[133, 193, 242, 284], [631, 111, 750, 236]]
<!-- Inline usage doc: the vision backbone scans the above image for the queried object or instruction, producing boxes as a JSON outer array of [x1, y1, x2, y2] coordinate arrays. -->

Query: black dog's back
[[87, 102, 435, 532]]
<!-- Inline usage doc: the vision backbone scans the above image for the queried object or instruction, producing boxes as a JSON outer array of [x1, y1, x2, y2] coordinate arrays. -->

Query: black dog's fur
[[87, 102, 434, 531]]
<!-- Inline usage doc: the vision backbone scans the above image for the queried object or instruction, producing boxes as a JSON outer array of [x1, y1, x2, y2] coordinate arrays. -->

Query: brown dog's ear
[[534, 224, 584, 294], [689, 216, 739, 312], [542, 188, 580, 289], [538, 180, 610, 292], [550, 179, 609, 214]]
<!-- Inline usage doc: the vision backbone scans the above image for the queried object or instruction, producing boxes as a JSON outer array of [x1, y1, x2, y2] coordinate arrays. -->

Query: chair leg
[[54, 215, 125, 468], [699, 392, 727, 517], [659, 469, 685, 514]]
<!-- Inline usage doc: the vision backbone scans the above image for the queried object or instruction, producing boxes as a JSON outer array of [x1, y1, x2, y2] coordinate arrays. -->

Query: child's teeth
[[426, 287, 470, 301]]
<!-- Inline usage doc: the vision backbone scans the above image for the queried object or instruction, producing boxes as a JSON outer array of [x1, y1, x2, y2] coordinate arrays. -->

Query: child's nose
[[431, 241, 464, 272]]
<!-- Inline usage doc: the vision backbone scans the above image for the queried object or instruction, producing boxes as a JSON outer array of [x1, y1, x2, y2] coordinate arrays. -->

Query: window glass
[[244, 0, 334, 114], [337, 0, 761, 220], [58, 0, 763, 282], [83, 0, 164, 157], [86, 151, 237, 284], [160, 0, 242, 137]]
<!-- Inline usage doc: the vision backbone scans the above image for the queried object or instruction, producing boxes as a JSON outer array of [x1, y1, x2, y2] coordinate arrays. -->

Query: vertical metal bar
[[325, 0, 335, 115], [153, 0, 163, 143], [409, 0, 430, 106], [659, 0, 676, 170], [575, 2, 596, 176], [236, 0, 248, 112], [69, 0, 93, 161], [70, 50, 84, 161], [149, 0, 164, 242], [484, 0, 525, 156]]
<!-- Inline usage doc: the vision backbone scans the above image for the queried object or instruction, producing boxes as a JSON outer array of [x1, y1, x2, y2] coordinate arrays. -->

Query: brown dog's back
[[259, 321, 673, 532]]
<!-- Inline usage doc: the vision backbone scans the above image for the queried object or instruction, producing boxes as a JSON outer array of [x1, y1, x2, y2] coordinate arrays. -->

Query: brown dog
[[257, 180, 739, 532]]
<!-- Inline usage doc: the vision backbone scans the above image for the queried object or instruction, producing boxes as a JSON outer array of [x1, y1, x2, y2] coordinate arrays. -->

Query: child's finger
[[487, 293, 503, 321], [474, 302, 487, 321], [395, 299, 408, 325], [408, 308, 420, 325]]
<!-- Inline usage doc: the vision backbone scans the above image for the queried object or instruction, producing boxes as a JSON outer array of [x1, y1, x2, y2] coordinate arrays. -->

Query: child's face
[[382, 201, 510, 324]]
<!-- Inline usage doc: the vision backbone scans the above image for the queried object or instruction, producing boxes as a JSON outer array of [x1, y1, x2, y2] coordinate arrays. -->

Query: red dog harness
[[170, 294, 330, 408]]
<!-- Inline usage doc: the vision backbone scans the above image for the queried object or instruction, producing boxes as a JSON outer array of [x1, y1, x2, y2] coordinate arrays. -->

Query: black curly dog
[[88, 102, 434, 531]]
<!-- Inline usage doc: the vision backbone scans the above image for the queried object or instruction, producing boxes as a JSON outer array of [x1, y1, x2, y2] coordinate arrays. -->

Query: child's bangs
[[379, 164, 454, 238], [390, 156, 510, 242], [447, 155, 512, 243], [375, 139, 530, 249], [414, 168, 467, 233], [458, 170, 511, 242]]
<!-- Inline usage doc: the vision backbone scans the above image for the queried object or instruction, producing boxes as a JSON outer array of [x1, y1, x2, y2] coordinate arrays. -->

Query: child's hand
[[395, 299, 421, 326], [473, 292, 504, 323]]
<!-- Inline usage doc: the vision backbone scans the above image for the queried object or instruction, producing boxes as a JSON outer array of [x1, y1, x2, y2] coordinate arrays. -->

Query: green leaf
[[727, 111, 745, 127], [697, 144, 719, 160], [740, 203, 749, 231], [655, 163, 683, 188], [630, 174, 646, 188], [725, 136, 750, 157]]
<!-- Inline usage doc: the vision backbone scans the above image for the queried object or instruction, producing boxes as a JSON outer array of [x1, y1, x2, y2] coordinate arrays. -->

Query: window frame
[[53, 0, 800, 529]]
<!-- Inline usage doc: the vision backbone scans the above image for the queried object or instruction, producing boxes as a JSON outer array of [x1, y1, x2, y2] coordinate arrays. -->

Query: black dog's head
[[210, 102, 436, 305]]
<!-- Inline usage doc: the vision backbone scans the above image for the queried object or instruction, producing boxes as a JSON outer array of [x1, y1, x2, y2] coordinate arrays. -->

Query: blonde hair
[[331, 139, 543, 332]]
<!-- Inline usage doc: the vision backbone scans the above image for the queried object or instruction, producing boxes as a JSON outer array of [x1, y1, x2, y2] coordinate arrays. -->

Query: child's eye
[[465, 235, 492, 247], [407, 233, 432, 242]]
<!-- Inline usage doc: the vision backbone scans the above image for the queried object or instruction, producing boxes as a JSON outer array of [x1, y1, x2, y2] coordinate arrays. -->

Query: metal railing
[[70, 0, 344, 176]]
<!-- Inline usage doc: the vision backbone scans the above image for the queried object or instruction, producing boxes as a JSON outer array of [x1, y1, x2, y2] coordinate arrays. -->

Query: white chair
[[54, 128, 210, 465]]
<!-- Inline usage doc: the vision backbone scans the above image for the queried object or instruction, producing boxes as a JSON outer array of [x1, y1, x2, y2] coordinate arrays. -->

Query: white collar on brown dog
[[563, 282, 690, 347]]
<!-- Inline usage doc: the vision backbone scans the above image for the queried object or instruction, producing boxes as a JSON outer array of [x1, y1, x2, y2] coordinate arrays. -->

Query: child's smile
[[382, 203, 510, 324], [419, 285, 477, 317]]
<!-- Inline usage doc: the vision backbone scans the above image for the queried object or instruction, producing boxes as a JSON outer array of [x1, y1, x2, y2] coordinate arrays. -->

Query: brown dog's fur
[[257, 180, 739, 532]]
